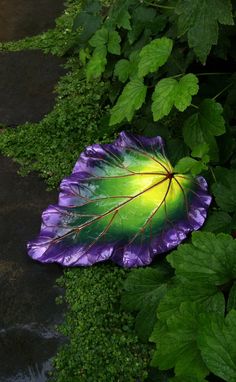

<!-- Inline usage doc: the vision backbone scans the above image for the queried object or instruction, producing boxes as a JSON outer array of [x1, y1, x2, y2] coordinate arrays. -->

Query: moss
[[53, 265, 151, 382]]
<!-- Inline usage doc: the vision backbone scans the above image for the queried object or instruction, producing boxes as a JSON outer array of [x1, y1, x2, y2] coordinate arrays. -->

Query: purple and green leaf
[[28, 132, 211, 267]]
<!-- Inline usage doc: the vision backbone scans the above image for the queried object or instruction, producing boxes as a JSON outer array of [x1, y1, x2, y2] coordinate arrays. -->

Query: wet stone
[[0, 0, 65, 42], [0, 157, 65, 381], [0, 50, 66, 126]]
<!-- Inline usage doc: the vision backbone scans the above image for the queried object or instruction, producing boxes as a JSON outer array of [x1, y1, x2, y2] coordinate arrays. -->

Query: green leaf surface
[[108, 30, 121, 55], [152, 74, 199, 121], [138, 37, 173, 77], [198, 310, 236, 382], [151, 302, 209, 379], [73, 13, 102, 42], [203, 211, 232, 234], [110, 78, 147, 125], [121, 263, 173, 341], [174, 156, 207, 176], [212, 168, 236, 212], [176, 0, 234, 63], [89, 27, 108, 47], [183, 99, 225, 161], [227, 282, 236, 312], [116, 9, 131, 30], [168, 232, 236, 285], [86, 46, 107, 80], [114, 59, 131, 83], [158, 282, 225, 322]]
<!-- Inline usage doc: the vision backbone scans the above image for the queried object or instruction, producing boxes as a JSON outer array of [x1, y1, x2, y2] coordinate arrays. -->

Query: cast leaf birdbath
[[28, 132, 211, 267]]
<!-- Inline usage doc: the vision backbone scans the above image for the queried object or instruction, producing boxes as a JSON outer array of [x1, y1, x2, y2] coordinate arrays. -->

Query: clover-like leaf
[[28, 132, 211, 268]]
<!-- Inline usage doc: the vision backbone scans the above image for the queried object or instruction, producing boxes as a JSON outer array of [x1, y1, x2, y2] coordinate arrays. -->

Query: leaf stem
[[190, 103, 199, 109], [209, 166, 217, 182], [143, 1, 175, 9], [195, 72, 232, 76], [212, 83, 233, 101]]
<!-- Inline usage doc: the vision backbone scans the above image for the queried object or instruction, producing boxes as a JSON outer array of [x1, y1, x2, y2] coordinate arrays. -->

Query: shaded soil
[[0, 50, 65, 126], [0, 0, 65, 42], [0, 156, 64, 380]]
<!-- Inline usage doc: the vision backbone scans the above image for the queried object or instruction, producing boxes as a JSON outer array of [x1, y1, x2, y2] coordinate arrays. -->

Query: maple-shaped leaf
[[175, 0, 234, 63], [28, 132, 211, 267]]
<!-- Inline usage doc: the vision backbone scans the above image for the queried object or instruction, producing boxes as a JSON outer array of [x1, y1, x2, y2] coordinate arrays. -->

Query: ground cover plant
[[1, 0, 236, 381]]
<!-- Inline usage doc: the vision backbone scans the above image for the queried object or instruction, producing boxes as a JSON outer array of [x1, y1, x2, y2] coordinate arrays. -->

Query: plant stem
[[143, 1, 175, 9], [212, 83, 233, 100], [191, 103, 199, 109]]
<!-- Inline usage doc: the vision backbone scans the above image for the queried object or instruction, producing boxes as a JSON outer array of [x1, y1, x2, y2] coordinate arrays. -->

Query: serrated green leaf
[[89, 27, 109, 47], [174, 156, 207, 176], [152, 74, 199, 121], [121, 263, 173, 341], [183, 99, 225, 161], [198, 310, 236, 382], [176, 0, 234, 63], [212, 168, 236, 212], [116, 9, 131, 30], [203, 211, 232, 234], [227, 282, 236, 312], [86, 46, 107, 81], [110, 79, 147, 125], [158, 282, 225, 322], [73, 13, 102, 42], [175, 74, 199, 111], [128, 6, 157, 44], [114, 59, 131, 83], [138, 37, 173, 77], [108, 30, 121, 55], [150, 302, 209, 379], [168, 232, 236, 285], [191, 143, 209, 159]]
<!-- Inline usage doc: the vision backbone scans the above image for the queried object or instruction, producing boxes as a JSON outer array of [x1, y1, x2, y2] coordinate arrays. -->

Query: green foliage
[[182, 98, 225, 161], [138, 37, 173, 77], [212, 168, 236, 212], [52, 265, 150, 382], [198, 310, 236, 382], [176, 0, 234, 64], [110, 78, 147, 125], [121, 262, 173, 341], [150, 303, 209, 379], [152, 74, 199, 121]]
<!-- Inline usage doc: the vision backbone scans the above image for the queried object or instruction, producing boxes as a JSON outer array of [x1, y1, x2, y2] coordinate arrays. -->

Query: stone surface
[[0, 50, 65, 126], [0, 0, 65, 42]]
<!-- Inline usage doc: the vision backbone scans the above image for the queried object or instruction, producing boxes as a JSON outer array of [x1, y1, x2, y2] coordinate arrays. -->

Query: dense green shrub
[[53, 265, 150, 382]]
